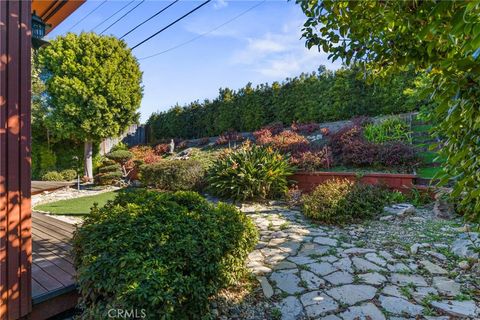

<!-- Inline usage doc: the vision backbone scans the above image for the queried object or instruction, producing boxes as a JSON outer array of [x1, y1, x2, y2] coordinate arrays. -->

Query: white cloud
[[213, 0, 228, 9], [230, 20, 340, 79]]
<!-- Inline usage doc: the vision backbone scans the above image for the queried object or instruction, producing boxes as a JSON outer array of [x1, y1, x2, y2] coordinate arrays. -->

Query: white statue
[[169, 139, 175, 154]]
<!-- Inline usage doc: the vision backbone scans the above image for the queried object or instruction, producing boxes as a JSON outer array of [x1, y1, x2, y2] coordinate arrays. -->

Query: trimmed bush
[[106, 150, 133, 164], [302, 179, 397, 225], [140, 160, 205, 191], [60, 169, 77, 181], [98, 164, 122, 174], [72, 189, 258, 319], [207, 142, 294, 201], [41, 171, 64, 181], [96, 171, 122, 185]]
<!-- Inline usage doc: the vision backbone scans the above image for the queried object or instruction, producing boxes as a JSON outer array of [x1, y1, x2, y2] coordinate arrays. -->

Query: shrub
[[364, 117, 412, 143], [196, 137, 210, 146], [106, 150, 133, 164], [98, 164, 122, 173], [291, 121, 320, 134], [140, 160, 205, 191], [290, 147, 333, 171], [207, 142, 294, 201], [341, 139, 379, 167], [130, 146, 162, 164], [110, 142, 128, 152], [377, 142, 419, 168], [328, 124, 363, 160], [95, 171, 122, 185], [72, 189, 258, 319], [215, 131, 244, 146], [154, 143, 170, 155], [60, 169, 77, 181], [41, 171, 64, 181], [302, 179, 396, 225]]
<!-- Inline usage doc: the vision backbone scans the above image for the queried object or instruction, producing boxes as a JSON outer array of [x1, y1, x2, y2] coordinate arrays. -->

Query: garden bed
[[292, 171, 417, 193]]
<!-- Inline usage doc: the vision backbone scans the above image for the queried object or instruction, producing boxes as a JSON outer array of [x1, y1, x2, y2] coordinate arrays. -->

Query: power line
[[67, 0, 108, 32], [119, 0, 180, 40], [139, 0, 265, 60], [100, 0, 146, 35], [91, 0, 134, 32], [131, 0, 212, 50]]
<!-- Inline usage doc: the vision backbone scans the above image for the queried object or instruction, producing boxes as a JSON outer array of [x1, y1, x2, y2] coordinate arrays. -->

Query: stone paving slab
[[240, 203, 480, 320]]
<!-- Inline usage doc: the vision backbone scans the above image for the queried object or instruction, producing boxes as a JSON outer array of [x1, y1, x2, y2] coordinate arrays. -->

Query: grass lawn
[[35, 190, 120, 215]]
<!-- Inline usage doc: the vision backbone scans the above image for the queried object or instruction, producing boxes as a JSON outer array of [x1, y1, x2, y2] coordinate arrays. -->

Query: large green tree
[[38, 33, 143, 179], [297, 0, 480, 219]]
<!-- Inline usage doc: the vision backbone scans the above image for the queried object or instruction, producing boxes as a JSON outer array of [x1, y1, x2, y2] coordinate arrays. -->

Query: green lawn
[[35, 190, 120, 215], [417, 166, 443, 179]]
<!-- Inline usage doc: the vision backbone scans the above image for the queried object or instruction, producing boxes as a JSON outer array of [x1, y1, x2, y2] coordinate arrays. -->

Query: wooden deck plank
[[31, 212, 78, 319], [31, 216, 76, 239], [31, 181, 75, 195], [32, 242, 75, 276], [32, 227, 72, 252], [32, 211, 77, 233], [32, 251, 75, 287], [32, 263, 64, 292], [32, 279, 48, 298]]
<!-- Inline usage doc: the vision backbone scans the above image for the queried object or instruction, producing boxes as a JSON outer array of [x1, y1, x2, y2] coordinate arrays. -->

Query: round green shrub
[[98, 164, 122, 174], [60, 169, 77, 181], [139, 160, 205, 191], [106, 150, 133, 164], [41, 171, 64, 181], [302, 179, 397, 225], [207, 143, 294, 201], [95, 171, 122, 185], [72, 190, 258, 319]]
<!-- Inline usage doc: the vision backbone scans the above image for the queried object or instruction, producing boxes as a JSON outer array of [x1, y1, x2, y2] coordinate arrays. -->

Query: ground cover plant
[[302, 179, 403, 225], [35, 191, 119, 215], [207, 142, 294, 201], [72, 189, 258, 319]]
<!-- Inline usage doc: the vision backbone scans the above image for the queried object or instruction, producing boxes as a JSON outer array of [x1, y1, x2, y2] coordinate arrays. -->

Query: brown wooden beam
[[0, 1, 33, 319]]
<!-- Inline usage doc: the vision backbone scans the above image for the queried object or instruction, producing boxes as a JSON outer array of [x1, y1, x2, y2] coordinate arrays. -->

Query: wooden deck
[[31, 211, 78, 319], [31, 181, 75, 195]]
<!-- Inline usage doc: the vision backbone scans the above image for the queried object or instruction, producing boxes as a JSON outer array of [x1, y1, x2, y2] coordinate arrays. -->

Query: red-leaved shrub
[[328, 125, 364, 160], [377, 142, 420, 168], [154, 143, 170, 155], [215, 131, 244, 145], [269, 130, 309, 155], [341, 139, 379, 166], [291, 122, 320, 134], [290, 147, 333, 171]]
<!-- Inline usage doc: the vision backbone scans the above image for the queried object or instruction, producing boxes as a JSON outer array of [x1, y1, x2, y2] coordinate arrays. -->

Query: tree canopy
[[297, 0, 480, 218], [37, 32, 143, 178], [38, 32, 143, 143]]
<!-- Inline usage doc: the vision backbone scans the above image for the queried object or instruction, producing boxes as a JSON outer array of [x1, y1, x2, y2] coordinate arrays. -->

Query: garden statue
[[169, 139, 175, 154]]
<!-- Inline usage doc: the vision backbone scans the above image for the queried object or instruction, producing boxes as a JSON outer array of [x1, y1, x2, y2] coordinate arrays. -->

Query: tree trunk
[[84, 141, 93, 180]]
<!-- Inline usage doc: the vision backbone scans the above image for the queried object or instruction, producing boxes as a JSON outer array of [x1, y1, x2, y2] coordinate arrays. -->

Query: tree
[[38, 32, 143, 179], [296, 0, 480, 220]]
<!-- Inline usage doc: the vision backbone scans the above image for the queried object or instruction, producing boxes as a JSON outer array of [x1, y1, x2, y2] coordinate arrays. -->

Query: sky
[[47, 0, 341, 122]]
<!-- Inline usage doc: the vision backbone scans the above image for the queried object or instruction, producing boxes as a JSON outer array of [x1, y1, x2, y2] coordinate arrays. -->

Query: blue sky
[[47, 0, 341, 122]]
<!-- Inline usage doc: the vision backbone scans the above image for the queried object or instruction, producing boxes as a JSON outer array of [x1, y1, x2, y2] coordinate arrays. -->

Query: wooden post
[[0, 1, 33, 319]]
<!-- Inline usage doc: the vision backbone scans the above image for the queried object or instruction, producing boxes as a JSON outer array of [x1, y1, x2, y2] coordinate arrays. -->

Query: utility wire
[[67, 0, 108, 32], [139, 0, 265, 60], [100, 0, 146, 35], [120, 0, 180, 40], [131, 0, 212, 50], [91, 0, 134, 32]]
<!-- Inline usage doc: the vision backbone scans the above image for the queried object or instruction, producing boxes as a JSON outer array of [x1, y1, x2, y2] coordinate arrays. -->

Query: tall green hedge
[[147, 66, 422, 140]]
